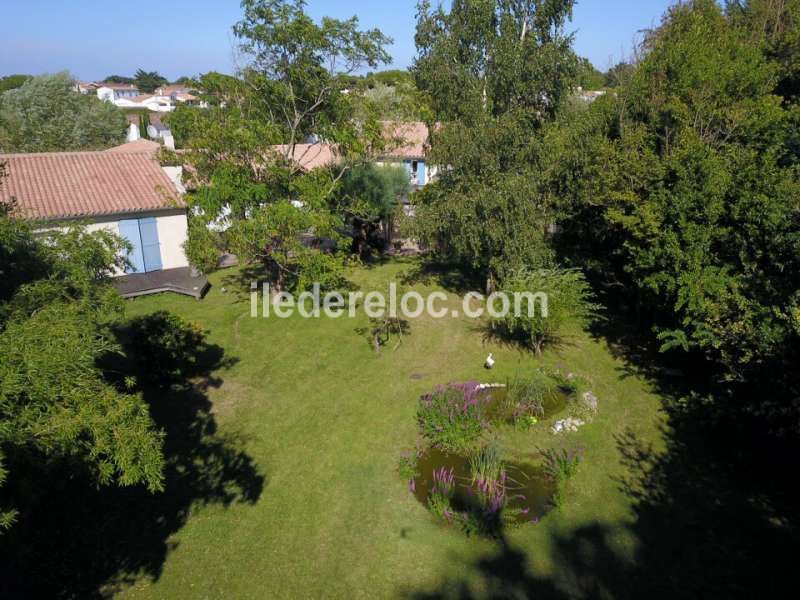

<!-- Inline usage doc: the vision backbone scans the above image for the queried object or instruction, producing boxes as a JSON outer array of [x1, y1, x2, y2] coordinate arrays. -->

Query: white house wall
[[36, 210, 190, 277], [155, 213, 190, 270]]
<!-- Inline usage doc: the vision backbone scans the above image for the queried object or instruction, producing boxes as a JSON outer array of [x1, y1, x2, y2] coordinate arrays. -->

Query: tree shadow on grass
[[0, 313, 265, 599], [405, 300, 800, 599], [399, 260, 486, 296]]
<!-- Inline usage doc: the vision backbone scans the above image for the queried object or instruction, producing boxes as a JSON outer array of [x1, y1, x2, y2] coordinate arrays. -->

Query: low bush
[[491, 268, 598, 355]]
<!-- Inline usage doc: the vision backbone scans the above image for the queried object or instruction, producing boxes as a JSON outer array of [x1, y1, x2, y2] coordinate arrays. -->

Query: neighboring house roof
[[0, 150, 182, 220], [272, 143, 338, 171], [267, 123, 429, 172], [98, 83, 139, 90], [106, 139, 161, 154], [156, 84, 190, 95], [174, 92, 197, 102], [381, 121, 429, 159]]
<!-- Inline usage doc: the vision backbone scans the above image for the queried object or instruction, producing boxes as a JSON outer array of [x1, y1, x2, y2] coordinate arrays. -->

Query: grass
[[109, 258, 666, 598]]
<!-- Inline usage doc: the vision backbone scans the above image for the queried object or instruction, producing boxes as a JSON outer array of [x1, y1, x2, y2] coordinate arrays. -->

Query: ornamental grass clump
[[417, 382, 489, 452], [428, 466, 457, 521]]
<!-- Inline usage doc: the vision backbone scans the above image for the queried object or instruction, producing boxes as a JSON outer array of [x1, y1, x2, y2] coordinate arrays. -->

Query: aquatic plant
[[417, 382, 489, 452], [469, 444, 503, 486], [541, 445, 583, 482], [541, 445, 584, 507]]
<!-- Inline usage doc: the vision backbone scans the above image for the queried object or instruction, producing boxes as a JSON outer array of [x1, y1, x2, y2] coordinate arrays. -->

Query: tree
[[0, 75, 31, 94], [604, 61, 635, 87], [546, 0, 800, 423], [335, 163, 410, 257], [412, 0, 578, 287], [103, 75, 135, 84], [0, 214, 165, 531], [134, 69, 168, 93], [576, 57, 606, 90], [0, 72, 126, 153], [179, 0, 393, 289]]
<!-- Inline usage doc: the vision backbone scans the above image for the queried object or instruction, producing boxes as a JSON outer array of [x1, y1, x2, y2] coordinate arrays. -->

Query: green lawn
[[114, 259, 665, 598]]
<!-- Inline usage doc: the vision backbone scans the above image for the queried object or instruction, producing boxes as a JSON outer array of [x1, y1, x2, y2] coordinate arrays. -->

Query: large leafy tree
[[178, 0, 393, 290], [0, 202, 165, 530], [412, 0, 579, 287], [0, 72, 126, 153], [547, 0, 800, 422]]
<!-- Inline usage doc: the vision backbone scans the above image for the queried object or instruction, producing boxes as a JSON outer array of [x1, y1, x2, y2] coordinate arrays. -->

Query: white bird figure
[[485, 353, 495, 369]]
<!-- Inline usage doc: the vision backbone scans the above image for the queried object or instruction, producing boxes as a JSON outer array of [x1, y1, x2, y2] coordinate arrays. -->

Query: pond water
[[412, 447, 557, 525], [481, 386, 569, 423]]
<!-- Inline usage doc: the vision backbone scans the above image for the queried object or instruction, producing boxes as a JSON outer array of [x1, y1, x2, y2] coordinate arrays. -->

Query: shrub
[[417, 382, 489, 452], [491, 268, 598, 355]]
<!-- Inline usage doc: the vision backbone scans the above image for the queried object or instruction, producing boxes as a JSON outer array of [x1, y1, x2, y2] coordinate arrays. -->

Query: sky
[[0, 1, 676, 81]]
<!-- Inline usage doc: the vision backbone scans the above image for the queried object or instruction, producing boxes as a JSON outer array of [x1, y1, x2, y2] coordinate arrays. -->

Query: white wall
[[155, 213, 190, 270], [36, 210, 189, 277]]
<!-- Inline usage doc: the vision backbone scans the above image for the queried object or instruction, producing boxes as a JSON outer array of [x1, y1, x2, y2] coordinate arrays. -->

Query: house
[[272, 122, 435, 187], [75, 81, 99, 95], [0, 144, 204, 297], [115, 94, 175, 112], [377, 121, 435, 188], [96, 83, 140, 102]]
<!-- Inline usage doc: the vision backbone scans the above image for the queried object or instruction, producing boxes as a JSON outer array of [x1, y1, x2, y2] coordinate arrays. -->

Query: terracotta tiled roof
[[98, 83, 138, 90], [0, 150, 182, 220], [106, 139, 161, 154], [272, 143, 338, 171], [381, 121, 429, 158]]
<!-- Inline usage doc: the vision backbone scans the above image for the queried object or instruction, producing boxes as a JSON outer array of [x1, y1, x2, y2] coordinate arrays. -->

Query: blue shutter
[[403, 160, 412, 177], [138, 217, 163, 272], [119, 219, 145, 273], [418, 161, 427, 185]]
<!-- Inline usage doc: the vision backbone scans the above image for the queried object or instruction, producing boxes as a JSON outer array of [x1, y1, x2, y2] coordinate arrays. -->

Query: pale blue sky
[[0, 1, 675, 81]]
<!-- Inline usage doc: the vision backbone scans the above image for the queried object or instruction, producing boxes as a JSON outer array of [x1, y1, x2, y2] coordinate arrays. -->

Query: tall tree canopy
[[546, 0, 800, 425], [0, 72, 126, 153], [177, 0, 393, 290], [412, 0, 579, 286]]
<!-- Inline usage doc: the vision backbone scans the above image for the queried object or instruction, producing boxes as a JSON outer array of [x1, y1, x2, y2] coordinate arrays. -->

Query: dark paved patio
[[114, 267, 210, 299]]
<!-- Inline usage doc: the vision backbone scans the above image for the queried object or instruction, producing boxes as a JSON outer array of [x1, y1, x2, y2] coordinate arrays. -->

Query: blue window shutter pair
[[418, 161, 427, 185], [119, 217, 162, 273]]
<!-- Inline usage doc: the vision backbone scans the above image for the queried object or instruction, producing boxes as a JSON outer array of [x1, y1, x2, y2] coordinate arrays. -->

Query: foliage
[[0, 74, 31, 94], [576, 57, 606, 90], [417, 382, 489, 452], [183, 215, 222, 273], [541, 445, 583, 507], [0, 72, 126, 152], [503, 376, 552, 422], [335, 163, 410, 257], [491, 268, 597, 355], [469, 443, 503, 485], [546, 0, 800, 424], [0, 211, 165, 531], [541, 446, 582, 479], [103, 75, 135, 84], [411, 0, 579, 286], [604, 61, 635, 87], [176, 1, 394, 292], [134, 69, 168, 93]]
